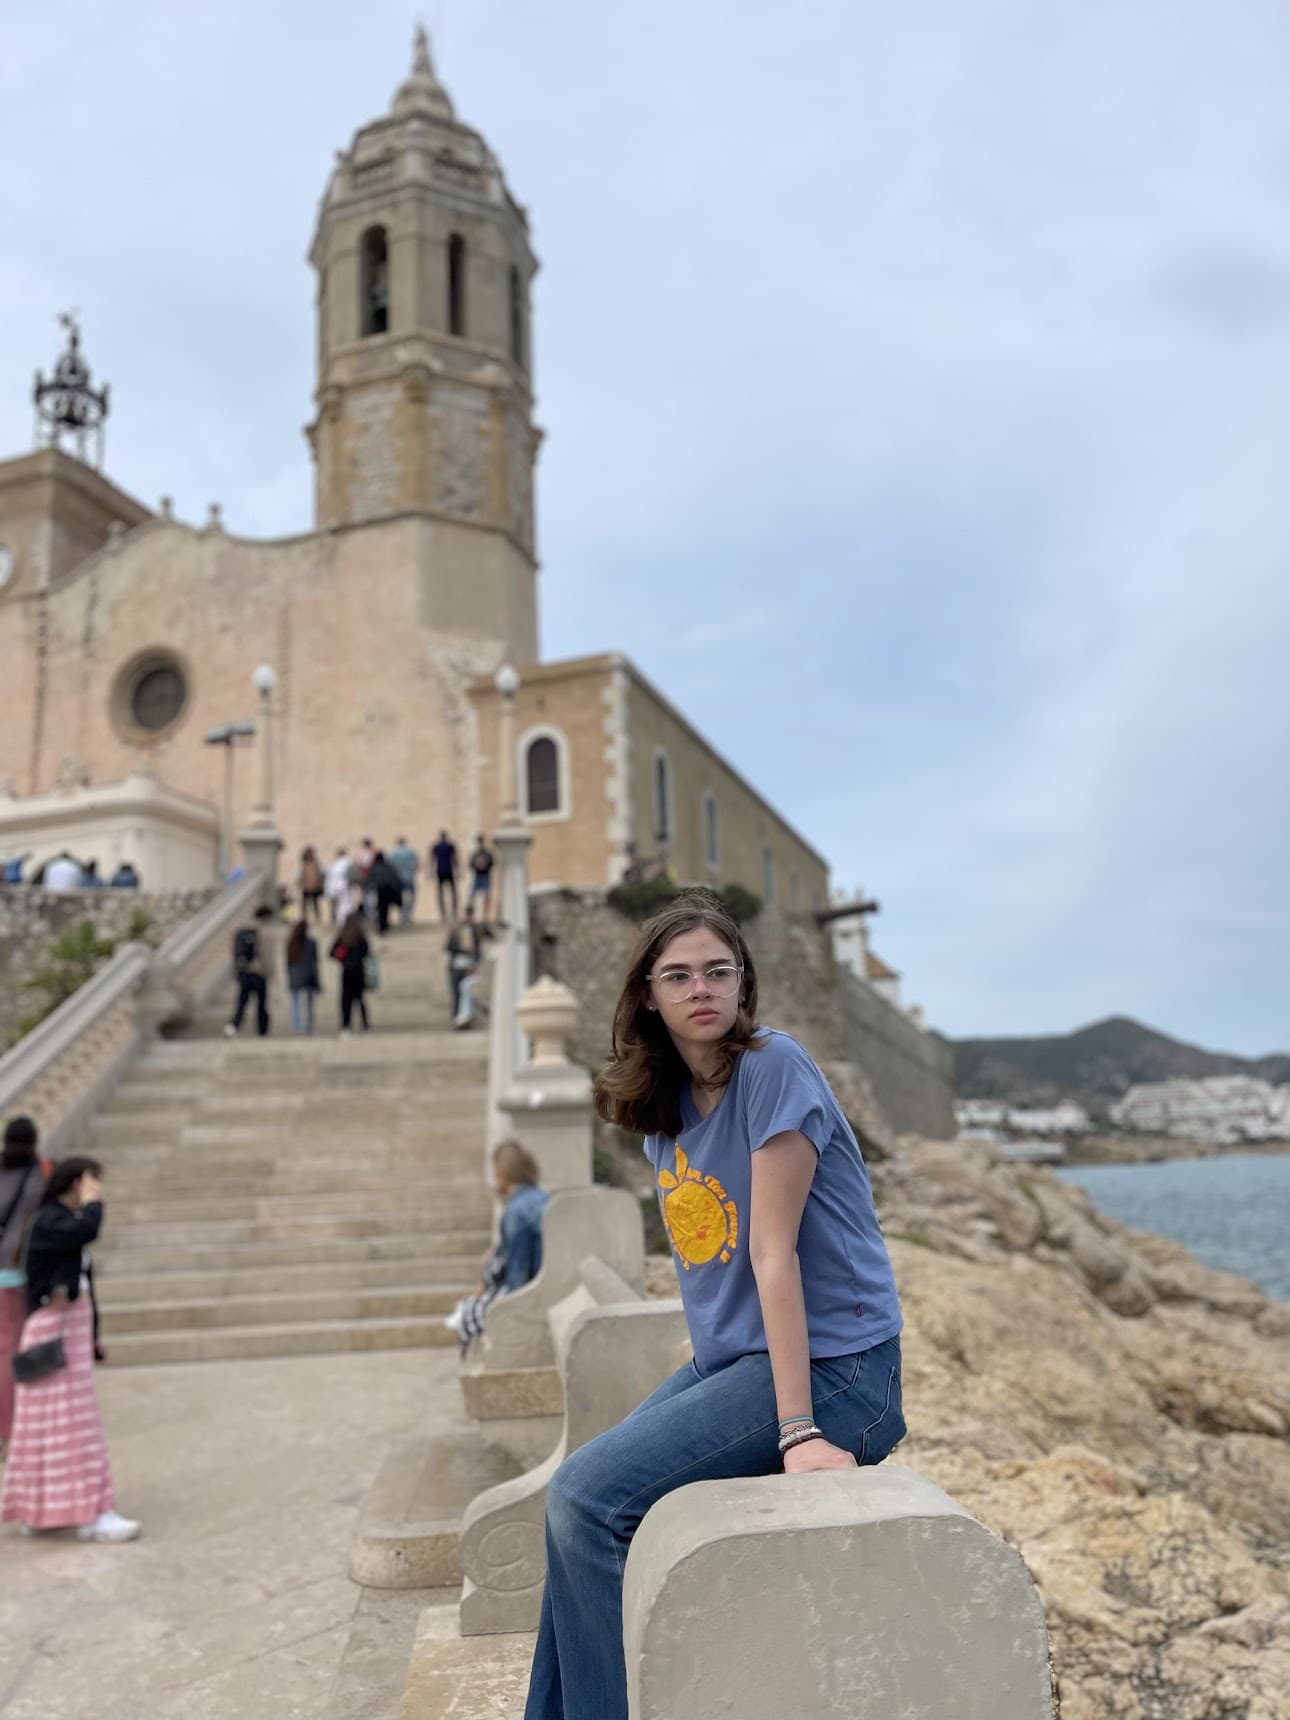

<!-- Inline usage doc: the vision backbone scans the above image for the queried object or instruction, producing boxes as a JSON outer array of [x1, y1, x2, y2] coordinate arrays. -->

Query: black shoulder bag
[[10, 1208, 70, 1385]]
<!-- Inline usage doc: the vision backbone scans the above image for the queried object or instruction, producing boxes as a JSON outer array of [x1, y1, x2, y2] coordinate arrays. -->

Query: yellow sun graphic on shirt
[[658, 1144, 740, 1270]]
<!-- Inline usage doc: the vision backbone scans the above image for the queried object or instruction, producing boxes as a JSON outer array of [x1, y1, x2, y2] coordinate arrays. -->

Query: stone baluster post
[[488, 662, 533, 1155], [498, 975, 593, 1187]]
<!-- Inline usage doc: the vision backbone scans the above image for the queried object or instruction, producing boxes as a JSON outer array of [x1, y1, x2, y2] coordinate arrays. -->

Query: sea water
[[1057, 1152, 1289, 1302]]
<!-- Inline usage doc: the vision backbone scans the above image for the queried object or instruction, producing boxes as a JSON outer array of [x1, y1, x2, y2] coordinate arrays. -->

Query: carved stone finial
[[204, 501, 224, 534], [413, 22, 433, 75], [159, 495, 174, 520], [515, 975, 579, 1067]]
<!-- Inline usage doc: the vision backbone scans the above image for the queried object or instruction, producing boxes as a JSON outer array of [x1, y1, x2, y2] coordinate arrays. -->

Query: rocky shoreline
[[642, 1131, 1289, 1718], [1064, 1132, 1290, 1166]]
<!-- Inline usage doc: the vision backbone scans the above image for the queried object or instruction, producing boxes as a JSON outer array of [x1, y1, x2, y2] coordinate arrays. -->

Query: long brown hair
[[593, 894, 761, 1139]]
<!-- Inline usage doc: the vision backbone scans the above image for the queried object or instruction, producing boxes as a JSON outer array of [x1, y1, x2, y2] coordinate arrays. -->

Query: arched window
[[762, 842, 776, 907], [702, 790, 719, 869], [523, 731, 568, 818], [652, 750, 673, 846], [448, 233, 466, 337], [509, 265, 525, 368], [360, 226, 389, 337]]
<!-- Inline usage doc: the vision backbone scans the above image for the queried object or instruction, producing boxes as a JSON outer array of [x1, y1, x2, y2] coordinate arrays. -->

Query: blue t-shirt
[[644, 1029, 902, 1376]]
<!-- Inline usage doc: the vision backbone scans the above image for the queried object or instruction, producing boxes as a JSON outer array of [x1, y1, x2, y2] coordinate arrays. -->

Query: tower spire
[[392, 22, 454, 120]]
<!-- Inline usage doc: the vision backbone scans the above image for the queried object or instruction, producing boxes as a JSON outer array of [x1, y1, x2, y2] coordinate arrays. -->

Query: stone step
[[105, 1189, 491, 1224], [102, 1283, 465, 1334], [350, 1434, 523, 1590], [100, 1254, 484, 1302], [103, 1217, 492, 1252], [104, 1313, 464, 1366], [98, 1164, 484, 1198], [93, 1232, 489, 1273]]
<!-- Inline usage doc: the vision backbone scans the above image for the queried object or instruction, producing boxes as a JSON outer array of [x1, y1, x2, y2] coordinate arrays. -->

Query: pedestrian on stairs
[[0, 1117, 50, 1455], [324, 847, 351, 924], [330, 912, 371, 1036], [430, 830, 459, 922], [446, 904, 481, 1029], [224, 904, 277, 1038], [297, 846, 325, 922], [368, 849, 403, 937], [285, 920, 321, 1036], [0, 1157, 142, 1544]]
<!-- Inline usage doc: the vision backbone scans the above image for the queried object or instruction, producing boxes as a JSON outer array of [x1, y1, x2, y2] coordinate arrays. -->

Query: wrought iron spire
[[32, 311, 111, 469]]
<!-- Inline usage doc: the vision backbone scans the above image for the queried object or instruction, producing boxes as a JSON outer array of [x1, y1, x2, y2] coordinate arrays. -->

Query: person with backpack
[[388, 836, 420, 925], [330, 912, 372, 1036], [0, 1117, 49, 1453], [285, 919, 321, 1036], [468, 835, 496, 922], [297, 846, 325, 922], [368, 849, 404, 937], [0, 1156, 141, 1543], [224, 904, 277, 1038]]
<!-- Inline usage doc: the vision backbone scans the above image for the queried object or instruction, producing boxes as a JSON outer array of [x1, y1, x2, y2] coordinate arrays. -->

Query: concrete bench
[[457, 1253, 688, 1636], [623, 1465, 1056, 1719]]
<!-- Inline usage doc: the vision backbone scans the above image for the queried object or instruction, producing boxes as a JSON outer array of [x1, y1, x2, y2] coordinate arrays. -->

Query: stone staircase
[[85, 922, 495, 1365]]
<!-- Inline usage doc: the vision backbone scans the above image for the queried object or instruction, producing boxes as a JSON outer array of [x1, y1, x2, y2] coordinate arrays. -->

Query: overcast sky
[[4, 1, 1290, 1054]]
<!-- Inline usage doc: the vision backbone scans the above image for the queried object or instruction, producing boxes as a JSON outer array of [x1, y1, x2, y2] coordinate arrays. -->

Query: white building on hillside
[[1111, 1076, 1290, 1143]]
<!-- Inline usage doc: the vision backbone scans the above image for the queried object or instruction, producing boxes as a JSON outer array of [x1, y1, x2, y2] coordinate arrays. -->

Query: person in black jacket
[[330, 912, 371, 1035], [0, 1157, 141, 1542], [285, 919, 321, 1036], [368, 850, 404, 936]]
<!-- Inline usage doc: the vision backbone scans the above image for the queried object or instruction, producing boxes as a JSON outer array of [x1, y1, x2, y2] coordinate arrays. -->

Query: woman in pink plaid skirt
[[0, 1157, 140, 1543]]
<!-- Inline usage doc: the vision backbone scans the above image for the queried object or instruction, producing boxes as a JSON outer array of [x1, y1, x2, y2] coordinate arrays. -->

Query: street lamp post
[[249, 662, 278, 830], [238, 663, 284, 897], [203, 721, 257, 879], [488, 662, 533, 1152]]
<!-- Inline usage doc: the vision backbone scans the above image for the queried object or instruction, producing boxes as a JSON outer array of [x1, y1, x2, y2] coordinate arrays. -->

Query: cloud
[[4, 0, 1290, 1055]]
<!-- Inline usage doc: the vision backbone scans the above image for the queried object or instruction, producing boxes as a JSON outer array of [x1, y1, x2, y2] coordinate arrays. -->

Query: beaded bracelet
[[778, 1422, 824, 1454], [780, 1429, 826, 1457]]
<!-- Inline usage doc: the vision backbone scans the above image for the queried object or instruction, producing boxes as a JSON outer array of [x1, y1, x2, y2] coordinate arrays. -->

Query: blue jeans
[[289, 987, 315, 1034], [524, 1335, 904, 1720]]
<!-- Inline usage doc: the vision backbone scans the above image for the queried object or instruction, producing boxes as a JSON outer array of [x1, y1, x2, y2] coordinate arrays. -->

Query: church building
[[0, 33, 828, 908]]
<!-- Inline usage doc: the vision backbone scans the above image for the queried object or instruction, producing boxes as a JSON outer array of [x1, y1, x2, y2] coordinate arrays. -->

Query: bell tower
[[308, 29, 540, 658]]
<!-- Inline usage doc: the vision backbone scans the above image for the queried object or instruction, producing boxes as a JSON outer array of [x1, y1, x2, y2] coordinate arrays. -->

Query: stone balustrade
[[0, 872, 265, 1156], [0, 941, 151, 1157], [624, 1466, 1055, 1718], [457, 1254, 687, 1636]]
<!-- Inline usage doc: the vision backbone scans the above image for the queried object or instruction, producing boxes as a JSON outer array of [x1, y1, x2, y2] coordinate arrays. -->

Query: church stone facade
[[0, 35, 828, 908]]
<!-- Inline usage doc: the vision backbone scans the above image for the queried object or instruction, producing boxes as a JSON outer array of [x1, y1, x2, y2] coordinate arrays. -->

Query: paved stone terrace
[[0, 1349, 467, 1719]]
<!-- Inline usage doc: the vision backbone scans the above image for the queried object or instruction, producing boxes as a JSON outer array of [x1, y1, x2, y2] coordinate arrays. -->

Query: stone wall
[[0, 885, 217, 1049], [529, 888, 955, 1143]]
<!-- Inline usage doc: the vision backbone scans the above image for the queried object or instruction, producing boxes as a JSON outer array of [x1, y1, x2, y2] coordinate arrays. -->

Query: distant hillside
[[950, 1016, 1290, 1115]]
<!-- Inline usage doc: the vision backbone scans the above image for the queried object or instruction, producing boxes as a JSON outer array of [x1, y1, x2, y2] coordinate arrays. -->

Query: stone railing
[[0, 941, 152, 1158], [0, 871, 266, 1157], [624, 1467, 1055, 1718], [147, 871, 265, 1026], [458, 1253, 688, 1635]]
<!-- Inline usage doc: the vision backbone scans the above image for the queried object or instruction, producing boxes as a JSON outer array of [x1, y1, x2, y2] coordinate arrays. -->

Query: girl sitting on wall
[[523, 895, 905, 1720]]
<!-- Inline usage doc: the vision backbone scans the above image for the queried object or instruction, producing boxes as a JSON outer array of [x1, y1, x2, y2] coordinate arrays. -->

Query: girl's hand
[[782, 1438, 858, 1474]]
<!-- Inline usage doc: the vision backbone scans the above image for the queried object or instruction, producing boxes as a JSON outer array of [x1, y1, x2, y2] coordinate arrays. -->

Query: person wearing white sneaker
[[0, 1159, 141, 1542], [78, 1508, 141, 1543]]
